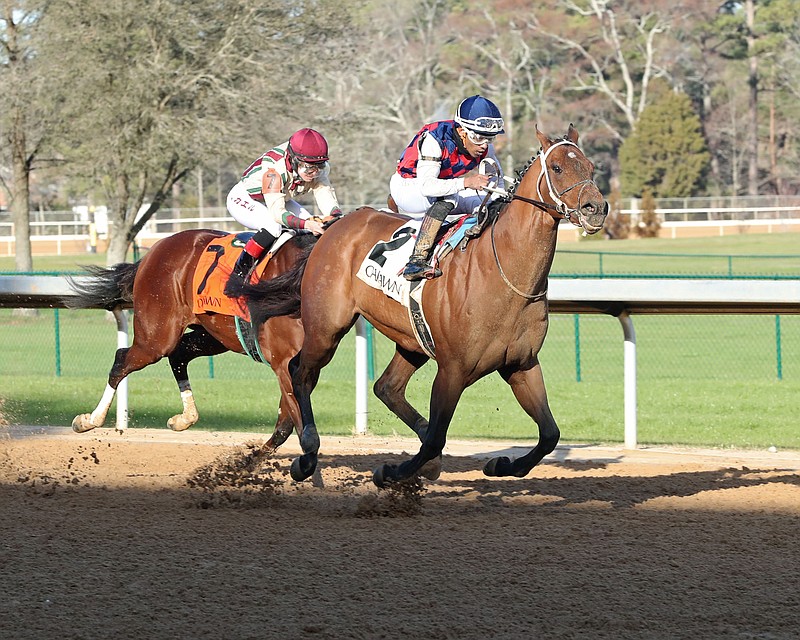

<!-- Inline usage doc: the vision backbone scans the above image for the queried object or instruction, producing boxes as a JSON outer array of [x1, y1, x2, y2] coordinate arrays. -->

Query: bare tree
[[310, 0, 458, 206], [0, 1, 61, 274], [41, 0, 352, 263], [528, 0, 674, 142], [450, 3, 551, 170]]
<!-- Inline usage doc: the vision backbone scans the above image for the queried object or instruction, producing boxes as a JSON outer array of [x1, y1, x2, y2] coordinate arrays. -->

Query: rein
[[490, 216, 547, 301]]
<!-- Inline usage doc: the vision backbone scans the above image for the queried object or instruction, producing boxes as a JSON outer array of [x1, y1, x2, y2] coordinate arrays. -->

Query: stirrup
[[403, 260, 441, 281]]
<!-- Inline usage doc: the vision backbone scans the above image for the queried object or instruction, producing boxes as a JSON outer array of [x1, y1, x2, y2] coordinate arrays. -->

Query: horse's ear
[[535, 124, 551, 150], [566, 123, 579, 144]]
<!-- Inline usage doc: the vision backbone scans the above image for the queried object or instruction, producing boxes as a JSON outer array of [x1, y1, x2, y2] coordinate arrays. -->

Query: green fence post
[[728, 255, 733, 278], [208, 355, 215, 379], [54, 308, 62, 377], [366, 321, 375, 381], [598, 253, 604, 277], [775, 314, 783, 381], [573, 313, 582, 382]]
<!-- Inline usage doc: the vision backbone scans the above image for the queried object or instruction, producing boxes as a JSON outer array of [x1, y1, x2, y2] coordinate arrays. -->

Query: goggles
[[297, 161, 325, 176], [464, 129, 496, 146], [457, 115, 504, 134]]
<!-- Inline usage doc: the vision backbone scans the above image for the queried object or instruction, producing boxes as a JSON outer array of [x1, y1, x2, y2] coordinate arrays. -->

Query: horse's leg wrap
[[224, 228, 278, 297], [403, 200, 454, 281]]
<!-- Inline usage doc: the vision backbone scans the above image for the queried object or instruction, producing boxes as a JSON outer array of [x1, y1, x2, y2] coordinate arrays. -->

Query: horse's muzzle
[[577, 199, 609, 235]]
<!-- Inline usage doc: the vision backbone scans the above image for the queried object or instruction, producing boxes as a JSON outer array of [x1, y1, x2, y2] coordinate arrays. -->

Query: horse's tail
[[245, 240, 315, 325], [63, 262, 140, 311]]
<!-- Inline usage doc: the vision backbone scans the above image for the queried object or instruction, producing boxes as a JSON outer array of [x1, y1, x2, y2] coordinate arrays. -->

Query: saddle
[[192, 232, 268, 320]]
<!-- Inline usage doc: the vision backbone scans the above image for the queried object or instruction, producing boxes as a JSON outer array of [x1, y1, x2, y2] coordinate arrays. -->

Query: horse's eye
[[552, 164, 562, 174]]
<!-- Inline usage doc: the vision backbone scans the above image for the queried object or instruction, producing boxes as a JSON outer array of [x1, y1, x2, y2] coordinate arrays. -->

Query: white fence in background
[[3, 196, 800, 256]]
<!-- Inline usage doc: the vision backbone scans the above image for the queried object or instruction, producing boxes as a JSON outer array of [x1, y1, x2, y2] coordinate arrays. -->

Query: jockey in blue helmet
[[391, 94, 506, 280]]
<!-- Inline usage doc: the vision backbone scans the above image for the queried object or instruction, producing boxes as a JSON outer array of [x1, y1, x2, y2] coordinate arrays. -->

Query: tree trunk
[[746, 0, 759, 196], [106, 223, 131, 265], [10, 113, 33, 274]]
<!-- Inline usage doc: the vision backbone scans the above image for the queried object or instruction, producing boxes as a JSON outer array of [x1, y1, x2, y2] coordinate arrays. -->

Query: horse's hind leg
[[483, 361, 560, 478], [72, 340, 169, 433], [72, 345, 128, 432], [73, 309, 188, 433], [287, 317, 356, 482], [373, 347, 430, 439], [373, 347, 442, 480], [287, 349, 324, 481], [166, 328, 228, 431]]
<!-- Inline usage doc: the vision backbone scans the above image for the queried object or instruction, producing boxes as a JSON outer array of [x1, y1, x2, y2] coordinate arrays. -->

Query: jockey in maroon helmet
[[224, 127, 342, 296]]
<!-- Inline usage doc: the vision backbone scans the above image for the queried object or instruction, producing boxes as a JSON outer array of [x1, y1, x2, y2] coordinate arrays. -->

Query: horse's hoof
[[419, 456, 442, 481], [372, 464, 396, 488], [483, 456, 513, 477], [290, 453, 317, 482], [167, 415, 193, 432], [72, 414, 97, 433]]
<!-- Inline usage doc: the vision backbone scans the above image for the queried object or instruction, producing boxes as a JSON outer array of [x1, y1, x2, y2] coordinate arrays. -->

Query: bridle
[[508, 140, 598, 226], [489, 139, 599, 300]]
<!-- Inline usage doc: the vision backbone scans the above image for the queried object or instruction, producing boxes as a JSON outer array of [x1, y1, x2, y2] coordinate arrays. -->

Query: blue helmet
[[454, 95, 505, 135]]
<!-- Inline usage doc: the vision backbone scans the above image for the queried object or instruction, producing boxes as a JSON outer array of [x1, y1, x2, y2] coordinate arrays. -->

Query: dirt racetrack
[[1, 426, 799, 640]]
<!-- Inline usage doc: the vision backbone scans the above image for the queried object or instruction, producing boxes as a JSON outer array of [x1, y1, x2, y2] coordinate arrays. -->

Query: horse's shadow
[[314, 450, 800, 510]]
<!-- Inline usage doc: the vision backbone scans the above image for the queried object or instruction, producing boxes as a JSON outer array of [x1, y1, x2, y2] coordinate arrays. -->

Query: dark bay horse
[[65, 229, 314, 453], [245, 125, 608, 485]]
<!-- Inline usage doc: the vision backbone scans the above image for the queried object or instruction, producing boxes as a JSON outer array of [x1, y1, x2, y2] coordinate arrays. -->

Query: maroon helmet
[[287, 128, 329, 163]]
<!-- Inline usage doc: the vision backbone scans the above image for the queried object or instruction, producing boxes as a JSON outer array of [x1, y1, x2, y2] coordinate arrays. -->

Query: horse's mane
[[505, 155, 536, 200], [244, 234, 318, 325]]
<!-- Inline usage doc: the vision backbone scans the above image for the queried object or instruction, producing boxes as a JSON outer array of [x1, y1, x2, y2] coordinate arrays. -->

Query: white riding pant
[[389, 173, 487, 221], [226, 182, 310, 235]]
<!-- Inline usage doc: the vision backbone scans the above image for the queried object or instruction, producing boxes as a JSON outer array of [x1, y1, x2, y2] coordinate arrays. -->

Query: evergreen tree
[[619, 92, 710, 198], [636, 188, 661, 238]]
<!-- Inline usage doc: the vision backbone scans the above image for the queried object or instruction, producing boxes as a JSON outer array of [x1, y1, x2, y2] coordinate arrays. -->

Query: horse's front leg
[[166, 329, 226, 431], [261, 392, 296, 455], [287, 349, 324, 482], [372, 368, 465, 488], [258, 317, 305, 455], [483, 360, 560, 478]]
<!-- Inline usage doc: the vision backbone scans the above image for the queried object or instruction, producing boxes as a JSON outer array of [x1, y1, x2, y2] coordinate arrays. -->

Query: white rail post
[[354, 316, 368, 435], [113, 308, 129, 431], [618, 311, 637, 449]]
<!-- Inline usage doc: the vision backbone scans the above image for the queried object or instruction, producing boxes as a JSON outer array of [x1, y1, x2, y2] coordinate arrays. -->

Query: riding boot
[[402, 200, 455, 281], [224, 228, 278, 297]]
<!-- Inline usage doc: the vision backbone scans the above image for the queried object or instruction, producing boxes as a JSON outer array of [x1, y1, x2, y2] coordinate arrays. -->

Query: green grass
[[0, 253, 109, 274], [2, 307, 799, 451], [553, 232, 800, 277], [2, 232, 799, 450]]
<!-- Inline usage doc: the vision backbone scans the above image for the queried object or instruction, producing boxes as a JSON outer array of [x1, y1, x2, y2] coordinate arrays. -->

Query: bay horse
[[64, 229, 315, 453], [244, 124, 608, 485]]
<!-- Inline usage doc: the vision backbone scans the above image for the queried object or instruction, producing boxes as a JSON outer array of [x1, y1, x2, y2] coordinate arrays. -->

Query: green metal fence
[[4, 308, 795, 384]]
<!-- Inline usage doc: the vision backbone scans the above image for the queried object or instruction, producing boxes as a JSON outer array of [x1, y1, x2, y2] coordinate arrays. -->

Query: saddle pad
[[356, 222, 417, 305], [192, 233, 272, 321], [355, 216, 477, 306]]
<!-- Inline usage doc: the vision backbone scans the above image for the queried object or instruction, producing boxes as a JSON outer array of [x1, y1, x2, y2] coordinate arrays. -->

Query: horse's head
[[523, 124, 607, 234]]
